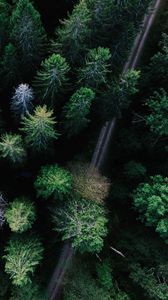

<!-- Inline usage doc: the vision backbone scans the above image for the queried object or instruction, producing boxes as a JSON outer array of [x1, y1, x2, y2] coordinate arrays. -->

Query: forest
[[0, 0, 168, 299]]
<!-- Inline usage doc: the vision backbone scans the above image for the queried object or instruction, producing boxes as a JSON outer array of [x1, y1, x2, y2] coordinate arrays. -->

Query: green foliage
[[78, 47, 111, 89], [53, 197, 108, 253], [52, 0, 91, 64], [0, 133, 26, 164], [5, 197, 36, 233], [124, 161, 146, 179], [96, 260, 113, 290], [34, 164, 73, 200], [10, 282, 47, 300], [10, 0, 47, 73], [33, 54, 70, 105], [0, 0, 10, 53], [145, 89, 168, 136], [21, 105, 58, 152], [63, 87, 95, 137], [69, 162, 110, 204], [3, 236, 43, 287], [133, 175, 168, 242]]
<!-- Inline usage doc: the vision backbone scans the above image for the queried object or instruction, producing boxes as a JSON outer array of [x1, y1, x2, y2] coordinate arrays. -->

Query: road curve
[[47, 1, 162, 299]]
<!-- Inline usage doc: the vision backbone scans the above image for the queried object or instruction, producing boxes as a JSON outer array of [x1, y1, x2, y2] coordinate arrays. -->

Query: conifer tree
[[0, 0, 11, 53], [34, 164, 73, 200], [0, 133, 26, 164], [53, 197, 108, 253], [5, 197, 36, 233], [52, 0, 91, 64], [63, 87, 95, 137], [3, 235, 43, 287], [21, 105, 58, 152], [11, 84, 34, 119], [10, 0, 47, 74], [33, 54, 70, 106], [78, 47, 111, 89]]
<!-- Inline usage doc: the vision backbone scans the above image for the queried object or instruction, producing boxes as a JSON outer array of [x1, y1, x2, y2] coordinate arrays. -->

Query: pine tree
[[33, 54, 70, 106], [78, 47, 111, 89], [53, 197, 108, 253], [3, 235, 44, 287], [52, 0, 91, 64], [10, 0, 47, 74], [5, 197, 36, 233], [11, 84, 34, 119], [34, 164, 73, 200], [63, 87, 95, 137], [0, 133, 26, 164], [21, 105, 58, 152]]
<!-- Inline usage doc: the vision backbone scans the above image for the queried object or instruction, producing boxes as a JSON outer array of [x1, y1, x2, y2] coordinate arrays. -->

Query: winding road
[[47, 1, 162, 299]]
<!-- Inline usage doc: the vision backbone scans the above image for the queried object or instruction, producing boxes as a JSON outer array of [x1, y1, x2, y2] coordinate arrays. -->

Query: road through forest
[[47, 0, 162, 299]]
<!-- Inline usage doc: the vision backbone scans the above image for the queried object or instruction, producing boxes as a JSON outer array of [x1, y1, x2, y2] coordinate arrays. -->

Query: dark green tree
[[63, 87, 95, 137], [0, 0, 11, 53], [133, 175, 168, 243], [78, 47, 111, 89], [34, 164, 73, 200], [10, 0, 47, 74], [124, 161, 146, 179], [3, 236, 43, 287], [33, 54, 70, 105], [53, 197, 108, 253], [52, 0, 91, 64], [21, 105, 58, 152], [10, 282, 47, 300], [5, 197, 36, 233], [0, 133, 26, 164]]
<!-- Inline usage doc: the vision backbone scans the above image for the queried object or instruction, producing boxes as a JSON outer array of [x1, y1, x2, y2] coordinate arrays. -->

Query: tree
[[0, 0, 11, 53], [34, 164, 73, 200], [78, 47, 111, 89], [10, 282, 47, 300], [0, 133, 26, 164], [21, 105, 58, 152], [11, 83, 34, 119], [33, 54, 70, 106], [124, 161, 146, 179], [53, 197, 108, 253], [133, 175, 168, 243], [0, 193, 7, 228], [145, 89, 168, 137], [0, 43, 20, 89], [52, 0, 91, 64], [63, 87, 95, 137], [5, 197, 36, 233], [3, 235, 43, 287], [10, 0, 47, 74], [69, 162, 110, 204]]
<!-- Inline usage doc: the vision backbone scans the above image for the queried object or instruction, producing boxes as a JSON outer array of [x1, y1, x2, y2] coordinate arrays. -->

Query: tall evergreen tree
[[63, 87, 95, 137], [11, 83, 34, 119], [21, 105, 58, 152], [10, 0, 47, 74], [33, 54, 70, 106], [0, 133, 26, 164]]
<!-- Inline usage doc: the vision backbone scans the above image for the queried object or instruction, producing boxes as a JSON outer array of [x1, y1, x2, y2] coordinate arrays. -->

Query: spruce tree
[[10, 0, 47, 74], [63, 87, 95, 137], [5, 197, 36, 233], [3, 235, 43, 287], [52, 0, 91, 64], [21, 105, 58, 152], [0, 133, 26, 164], [33, 54, 70, 106], [11, 84, 34, 119]]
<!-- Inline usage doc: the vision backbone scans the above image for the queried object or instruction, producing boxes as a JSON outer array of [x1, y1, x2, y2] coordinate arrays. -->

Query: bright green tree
[[63, 87, 95, 137], [0, 133, 26, 164], [21, 105, 58, 152], [33, 54, 70, 106], [145, 89, 168, 137], [34, 164, 73, 200], [52, 0, 91, 64], [53, 197, 108, 253], [5, 197, 36, 233], [133, 175, 168, 243], [78, 47, 111, 89], [3, 236, 43, 287], [10, 0, 47, 73]]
